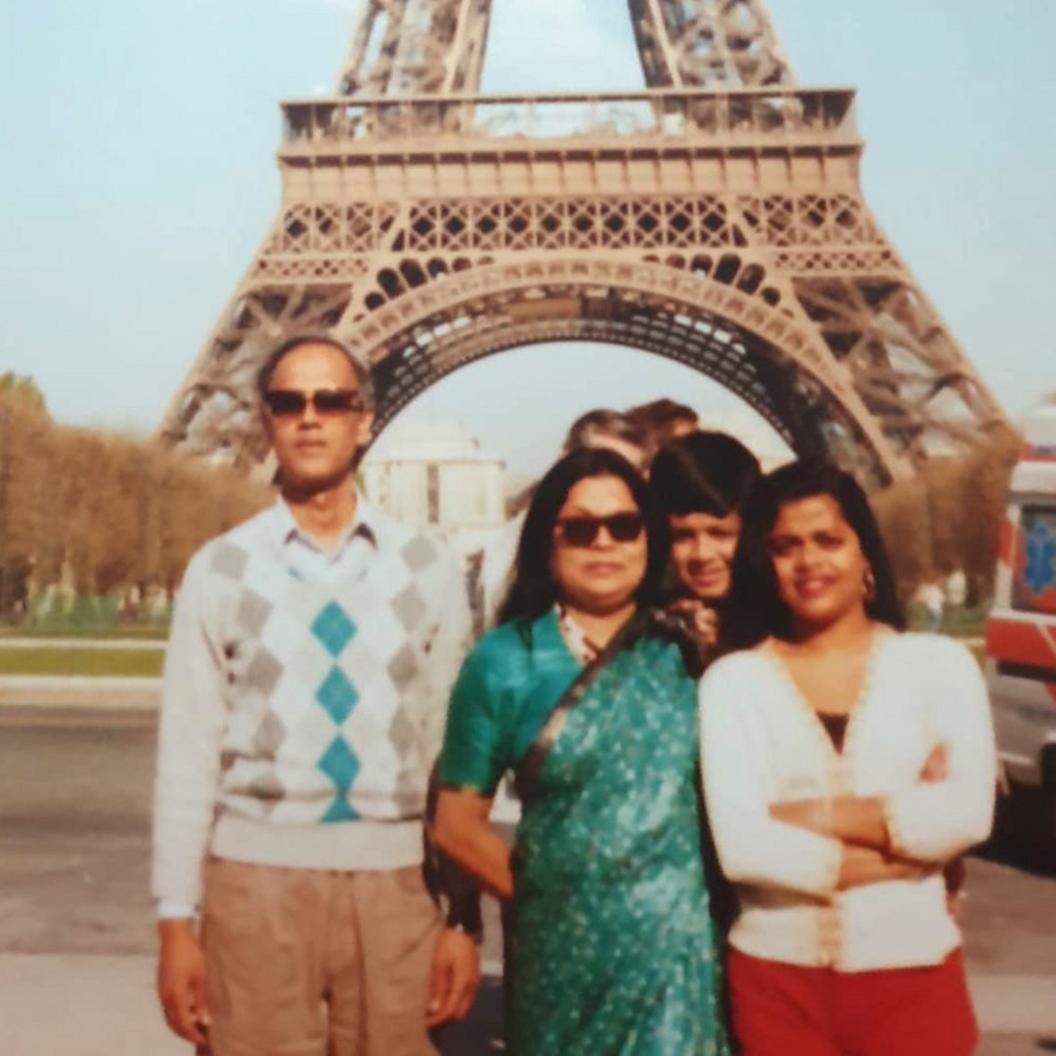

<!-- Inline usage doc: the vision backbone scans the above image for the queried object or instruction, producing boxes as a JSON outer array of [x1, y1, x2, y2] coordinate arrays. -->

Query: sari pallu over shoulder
[[512, 607, 654, 804], [506, 608, 729, 1056]]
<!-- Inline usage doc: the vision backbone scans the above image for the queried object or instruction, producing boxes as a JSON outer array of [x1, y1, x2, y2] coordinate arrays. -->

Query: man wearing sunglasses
[[153, 335, 480, 1056]]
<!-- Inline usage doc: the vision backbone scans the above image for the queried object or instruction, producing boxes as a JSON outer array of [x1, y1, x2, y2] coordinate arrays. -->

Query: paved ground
[[0, 675, 160, 707], [0, 703, 1053, 1055]]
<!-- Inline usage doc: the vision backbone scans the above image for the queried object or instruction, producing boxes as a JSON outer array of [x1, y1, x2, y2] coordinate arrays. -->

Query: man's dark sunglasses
[[556, 512, 645, 548], [264, 388, 366, 417]]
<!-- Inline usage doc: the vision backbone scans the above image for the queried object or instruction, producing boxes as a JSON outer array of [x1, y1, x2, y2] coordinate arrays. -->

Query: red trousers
[[727, 946, 977, 1056]]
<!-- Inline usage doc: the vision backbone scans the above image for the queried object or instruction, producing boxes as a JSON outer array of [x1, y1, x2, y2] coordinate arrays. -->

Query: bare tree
[[872, 428, 1018, 603], [0, 406, 269, 619]]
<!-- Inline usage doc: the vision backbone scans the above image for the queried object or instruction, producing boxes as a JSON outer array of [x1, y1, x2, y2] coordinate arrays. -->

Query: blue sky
[[1, 0, 1053, 473]]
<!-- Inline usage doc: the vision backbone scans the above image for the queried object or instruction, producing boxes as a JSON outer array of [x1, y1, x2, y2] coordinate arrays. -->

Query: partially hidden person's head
[[257, 334, 375, 492], [650, 431, 761, 603], [722, 457, 904, 649], [562, 408, 655, 475], [499, 447, 668, 625], [626, 398, 699, 446]]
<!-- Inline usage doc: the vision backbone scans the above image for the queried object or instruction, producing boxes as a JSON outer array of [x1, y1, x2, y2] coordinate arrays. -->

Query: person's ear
[[356, 409, 375, 449]]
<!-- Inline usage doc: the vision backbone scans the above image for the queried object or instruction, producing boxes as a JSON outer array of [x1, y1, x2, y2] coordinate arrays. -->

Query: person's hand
[[157, 918, 211, 1045], [668, 598, 718, 646], [836, 844, 932, 890], [769, 799, 819, 828], [920, 743, 949, 782], [946, 887, 964, 921], [425, 927, 480, 1028]]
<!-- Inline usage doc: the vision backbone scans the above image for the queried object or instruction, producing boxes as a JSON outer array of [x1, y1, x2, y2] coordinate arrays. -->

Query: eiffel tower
[[161, 0, 1007, 485]]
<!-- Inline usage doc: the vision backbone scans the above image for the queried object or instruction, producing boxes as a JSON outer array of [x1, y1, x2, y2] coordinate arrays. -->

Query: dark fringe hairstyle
[[650, 430, 761, 518]]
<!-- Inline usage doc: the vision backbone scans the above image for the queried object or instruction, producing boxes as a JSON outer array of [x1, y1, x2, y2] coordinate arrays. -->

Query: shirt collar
[[266, 496, 378, 555]]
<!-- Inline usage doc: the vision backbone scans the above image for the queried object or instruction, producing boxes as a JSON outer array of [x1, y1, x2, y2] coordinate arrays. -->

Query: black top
[[817, 712, 850, 753]]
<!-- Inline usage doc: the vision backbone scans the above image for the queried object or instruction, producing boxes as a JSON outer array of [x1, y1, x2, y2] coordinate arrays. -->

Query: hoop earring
[[863, 567, 876, 603]]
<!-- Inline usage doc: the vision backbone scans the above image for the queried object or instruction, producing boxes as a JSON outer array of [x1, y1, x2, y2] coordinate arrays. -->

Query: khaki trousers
[[201, 858, 441, 1056]]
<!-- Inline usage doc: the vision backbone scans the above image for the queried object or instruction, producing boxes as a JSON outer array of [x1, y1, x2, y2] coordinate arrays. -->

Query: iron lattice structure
[[162, 0, 1006, 485]]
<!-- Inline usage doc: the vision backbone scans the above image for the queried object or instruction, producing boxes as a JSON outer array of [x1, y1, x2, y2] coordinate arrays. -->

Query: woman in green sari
[[435, 447, 729, 1056]]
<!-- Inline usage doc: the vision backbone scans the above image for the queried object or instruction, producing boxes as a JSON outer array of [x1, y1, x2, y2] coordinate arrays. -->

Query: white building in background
[[361, 418, 507, 561]]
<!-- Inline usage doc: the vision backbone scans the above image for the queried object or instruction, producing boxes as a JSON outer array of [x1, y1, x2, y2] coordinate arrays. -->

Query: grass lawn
[[0, 639, 987, 677], [0, 646, 164, 678], [0, 624, 169, 640]]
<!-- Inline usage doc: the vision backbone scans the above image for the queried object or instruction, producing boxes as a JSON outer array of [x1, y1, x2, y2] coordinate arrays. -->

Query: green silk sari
[[440, 608, 729, 1056]]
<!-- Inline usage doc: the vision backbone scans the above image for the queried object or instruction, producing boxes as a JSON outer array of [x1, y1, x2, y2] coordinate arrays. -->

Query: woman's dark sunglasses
[[264, 388, 365, 417], [556, 512, 645, 548]]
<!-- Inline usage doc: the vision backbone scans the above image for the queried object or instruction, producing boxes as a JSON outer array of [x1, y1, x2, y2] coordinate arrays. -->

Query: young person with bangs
[[435, 447, 730, 1056], [649, 430, 761, 670], [698, 459, 996, 1056]]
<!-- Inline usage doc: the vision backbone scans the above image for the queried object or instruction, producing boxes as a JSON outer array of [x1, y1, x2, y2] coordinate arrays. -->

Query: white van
[[984, 395, 1056, 834]]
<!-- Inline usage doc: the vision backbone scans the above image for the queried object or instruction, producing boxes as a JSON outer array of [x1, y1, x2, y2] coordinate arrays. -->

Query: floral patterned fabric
[[440, 609, 729, 1056]]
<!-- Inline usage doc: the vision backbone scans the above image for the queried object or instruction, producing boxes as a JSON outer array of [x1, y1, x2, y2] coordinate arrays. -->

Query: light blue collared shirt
[[268, 497, 379, 583]]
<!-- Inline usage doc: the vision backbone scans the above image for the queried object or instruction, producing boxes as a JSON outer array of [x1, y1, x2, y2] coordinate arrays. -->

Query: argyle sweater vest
[[152, 504, 470, 906]]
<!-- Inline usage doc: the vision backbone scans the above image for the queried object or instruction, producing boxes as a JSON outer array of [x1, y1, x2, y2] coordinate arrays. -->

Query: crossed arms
[[698, 644, 997, 900]]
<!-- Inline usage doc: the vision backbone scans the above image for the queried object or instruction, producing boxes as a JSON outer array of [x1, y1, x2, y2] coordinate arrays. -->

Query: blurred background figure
[[561, 408, 656, 474], [916, 576, 946, 632], [627, 398, 700, 447]]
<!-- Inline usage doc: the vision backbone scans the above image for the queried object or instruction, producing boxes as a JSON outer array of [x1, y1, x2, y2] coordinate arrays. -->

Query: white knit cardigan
[[698, 631, 996, 972]]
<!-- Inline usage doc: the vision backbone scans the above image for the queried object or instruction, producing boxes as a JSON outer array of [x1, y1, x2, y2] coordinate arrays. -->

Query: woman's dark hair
[[720, 458, 904, 650], [498, 447, 668, 625], [650, 430, 761, 518]]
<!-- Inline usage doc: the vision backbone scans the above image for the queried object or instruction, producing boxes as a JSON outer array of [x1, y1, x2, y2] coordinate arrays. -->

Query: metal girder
[[162, 2, 1009, 487], [629, 0, 794, 88], [337, 0, 790, 97], [336, 0, 490, 96]]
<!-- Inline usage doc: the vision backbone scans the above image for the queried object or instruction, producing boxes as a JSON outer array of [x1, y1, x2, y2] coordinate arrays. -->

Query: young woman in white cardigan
[[699, 459, 995, 1056]]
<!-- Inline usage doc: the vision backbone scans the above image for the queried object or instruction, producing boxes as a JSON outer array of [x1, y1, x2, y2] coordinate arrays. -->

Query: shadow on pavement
[[441, 977, 504, 1055], [978, 790, 1056, 878]]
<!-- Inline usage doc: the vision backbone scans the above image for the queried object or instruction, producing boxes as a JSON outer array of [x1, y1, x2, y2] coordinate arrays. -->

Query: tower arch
[[350, 257, 899, 483]]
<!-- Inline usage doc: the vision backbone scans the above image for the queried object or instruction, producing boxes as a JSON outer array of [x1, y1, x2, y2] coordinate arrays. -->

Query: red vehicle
[[985, 395, 1056, 842]]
